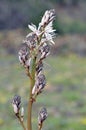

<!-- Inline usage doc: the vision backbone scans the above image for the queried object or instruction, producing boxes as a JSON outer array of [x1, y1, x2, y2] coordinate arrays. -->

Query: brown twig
[[38, 123, 43, 130]]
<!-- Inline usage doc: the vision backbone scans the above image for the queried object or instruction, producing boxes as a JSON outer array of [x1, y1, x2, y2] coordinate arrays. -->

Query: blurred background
[[0, 0, 86, 130]]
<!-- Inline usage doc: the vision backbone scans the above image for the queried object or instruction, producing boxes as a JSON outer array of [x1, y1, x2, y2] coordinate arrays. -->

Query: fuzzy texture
[[12, 95, 21, 114], [38, 108, 48, 125]]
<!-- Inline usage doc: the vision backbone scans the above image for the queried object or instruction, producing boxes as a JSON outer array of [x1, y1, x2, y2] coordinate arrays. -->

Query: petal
[[28, 23, 37, 32]]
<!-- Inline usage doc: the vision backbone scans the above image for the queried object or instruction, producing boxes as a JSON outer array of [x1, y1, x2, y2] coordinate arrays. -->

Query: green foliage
[[62, 21, 86, 34]]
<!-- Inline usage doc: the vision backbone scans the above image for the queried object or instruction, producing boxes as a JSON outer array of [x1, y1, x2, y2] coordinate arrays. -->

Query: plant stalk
[[38, 123, 43, 130], [16, 114, 26, 130], [27, 57, 36, 130]]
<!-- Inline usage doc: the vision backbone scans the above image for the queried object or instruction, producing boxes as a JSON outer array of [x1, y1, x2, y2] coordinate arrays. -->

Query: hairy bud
[[39, 43, 50, 60], [18, 43, 30, 68], [32, 74, 46, 95], [25, 32, 37, 49], [12, 95, 21, 114], [38, 108, 48, 125], [36, 61, 43, 75], [18, 43, 31, 68]]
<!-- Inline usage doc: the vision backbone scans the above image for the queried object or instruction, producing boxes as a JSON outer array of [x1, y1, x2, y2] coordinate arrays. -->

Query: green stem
[[27, 57, 36, 130], [16, 114, 26, 130]]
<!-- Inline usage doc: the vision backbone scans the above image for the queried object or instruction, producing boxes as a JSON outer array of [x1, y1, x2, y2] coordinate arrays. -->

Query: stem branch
[[16, 114, 26, 130], [38, 123, 43, 130]]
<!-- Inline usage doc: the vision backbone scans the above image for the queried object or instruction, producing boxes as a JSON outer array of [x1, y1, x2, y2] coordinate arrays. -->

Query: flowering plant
[[12, 9, 56, 130]]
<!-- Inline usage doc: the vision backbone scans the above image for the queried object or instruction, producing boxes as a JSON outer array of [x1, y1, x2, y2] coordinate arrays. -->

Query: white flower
[[38, 9, 55, 29], [28, 9, 56, 45], [39, 10, 49, 27], [28, 23, 37, 32], [44, 21, 56, 44], [28, 23, 41, 36]]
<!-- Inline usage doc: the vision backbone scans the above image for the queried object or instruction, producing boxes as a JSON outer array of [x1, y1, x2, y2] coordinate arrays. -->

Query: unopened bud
[[39, 43, 50, 60], [25, 58, 31, 69], [18, 43, 29, 67], [38, 108, 48, 125], [12, 95, 21, 114], [21, 107, 24, 116], [32, 74, 46, 95], [21, 107, 24, 121], [36, 61, 43, 75], [26, 32, 37, 49]]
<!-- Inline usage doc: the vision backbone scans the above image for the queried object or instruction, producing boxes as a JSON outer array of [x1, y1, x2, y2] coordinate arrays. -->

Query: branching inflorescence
[[12, 9, 56, 130]]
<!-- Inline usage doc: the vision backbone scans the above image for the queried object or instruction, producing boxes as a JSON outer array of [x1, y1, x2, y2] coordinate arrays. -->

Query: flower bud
[[38, 9, 55, 29], [12, 95, 21, 114], [25, 58, 31, 69], [36, 61, 43, 75], [32, 74, 46, 95], [38, 108, 48, 125], [21, 107, 24, 117], [21, 107, 24, 121], [39, 43, 50, 60], [25, 32, 37, 49], [18, 43, 29, 67], [48, 9, 56, 23]]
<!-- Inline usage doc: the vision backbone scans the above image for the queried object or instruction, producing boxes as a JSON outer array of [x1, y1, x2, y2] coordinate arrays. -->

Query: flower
[[12, 95, 21, 114], [28, 23, 37, 33], [38, 9, 55, 29], [27, 9, 56, 45], [38, 9, 56, 45], [43, 21, 56, 44], [38, 108, 48, 125], [32, 74, 46, 95], [28, 23, 41, 36]]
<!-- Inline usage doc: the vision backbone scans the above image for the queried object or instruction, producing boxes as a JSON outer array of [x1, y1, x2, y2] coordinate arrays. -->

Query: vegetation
[[0, 54, 86, 130]]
